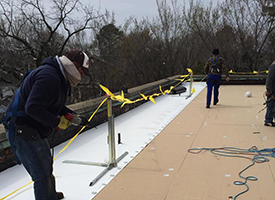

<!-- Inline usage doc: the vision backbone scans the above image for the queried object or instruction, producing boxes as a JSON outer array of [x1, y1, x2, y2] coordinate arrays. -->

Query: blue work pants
[[265, 99, 275, 123], [14, 134, 58, 200], [206, 75, 221, 106]]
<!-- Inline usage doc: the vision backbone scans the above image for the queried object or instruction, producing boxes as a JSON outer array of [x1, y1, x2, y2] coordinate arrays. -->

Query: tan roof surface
[[93, 85, 275, 200]]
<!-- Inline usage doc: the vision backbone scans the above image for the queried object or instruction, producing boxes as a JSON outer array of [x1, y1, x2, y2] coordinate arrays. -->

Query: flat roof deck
[[93, 84, 275, 200], [0, 84, 274, 200]]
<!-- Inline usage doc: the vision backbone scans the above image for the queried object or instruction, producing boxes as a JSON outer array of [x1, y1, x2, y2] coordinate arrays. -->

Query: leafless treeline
[[0, 0, 274, 102]]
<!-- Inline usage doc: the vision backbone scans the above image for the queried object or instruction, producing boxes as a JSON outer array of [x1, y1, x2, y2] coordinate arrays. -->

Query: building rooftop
[[0, 82, 274, 200]]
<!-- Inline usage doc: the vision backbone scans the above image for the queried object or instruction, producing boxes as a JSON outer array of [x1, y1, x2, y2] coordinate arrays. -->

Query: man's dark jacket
[[266, 61, 275, 94], [6, 56, 71, 138]]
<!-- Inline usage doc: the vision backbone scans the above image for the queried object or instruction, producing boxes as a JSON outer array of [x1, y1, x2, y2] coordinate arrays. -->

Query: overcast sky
[[86, 0, 223, 26]]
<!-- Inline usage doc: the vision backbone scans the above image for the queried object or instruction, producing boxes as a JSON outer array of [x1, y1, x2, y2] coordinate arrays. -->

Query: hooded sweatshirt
[[6, 56, 72, 138], [266, 61, 275, 94]]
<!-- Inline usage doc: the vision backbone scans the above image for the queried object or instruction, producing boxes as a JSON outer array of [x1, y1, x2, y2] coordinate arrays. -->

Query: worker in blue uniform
[[204, 49, 229, 108]]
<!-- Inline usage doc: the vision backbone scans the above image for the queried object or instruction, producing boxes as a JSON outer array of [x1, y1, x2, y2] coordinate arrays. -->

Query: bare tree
[[184, 0, 223, 54], [220, 0, 275, 71], [0, 0, 103, 70], [259, 0, 275, 17]]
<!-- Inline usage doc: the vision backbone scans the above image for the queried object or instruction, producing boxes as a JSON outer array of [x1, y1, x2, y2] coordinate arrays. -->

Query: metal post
[[107, 98, 117, 167], [63, 97, 128, 186], [189, 73, 193, 96], [186, 73, 193, 99]]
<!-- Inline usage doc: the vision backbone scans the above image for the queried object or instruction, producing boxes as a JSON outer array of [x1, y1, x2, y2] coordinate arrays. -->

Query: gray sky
[[87, 0, 223, 26]]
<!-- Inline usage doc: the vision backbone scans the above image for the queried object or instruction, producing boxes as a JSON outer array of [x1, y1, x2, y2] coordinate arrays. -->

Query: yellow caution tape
[[100, 68, 193, 106], [229, 69, 268, 74], [53, 97, 108, 161], [3, 67, 268, 199], [0, 181, 33, 200], [0, 97, 108, 200], [0, 68, 200, 199]]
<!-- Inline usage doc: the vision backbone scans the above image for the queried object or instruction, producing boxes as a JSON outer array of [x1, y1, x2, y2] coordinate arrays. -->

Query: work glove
[[66, 113, 89, 126], [57, 115, 72, 130], [266, 91, 272, 98], [80, 116, 89, 126]]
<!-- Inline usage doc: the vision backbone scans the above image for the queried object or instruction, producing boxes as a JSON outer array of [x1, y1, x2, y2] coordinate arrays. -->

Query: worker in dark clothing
[[3, 49, 90, 200], [264, 60, 275, 126], [204, 49, 229, 108]]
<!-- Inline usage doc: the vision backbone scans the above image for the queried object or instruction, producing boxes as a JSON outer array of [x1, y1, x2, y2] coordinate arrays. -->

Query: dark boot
[[214, 100, 219, 105], [57, 192, 64, 199]]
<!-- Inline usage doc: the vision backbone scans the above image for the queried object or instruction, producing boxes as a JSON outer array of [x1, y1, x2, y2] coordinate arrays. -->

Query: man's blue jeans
[[14, 134, 58, 200], [206, 75, 221, 106], [265, 99, 275, 123]]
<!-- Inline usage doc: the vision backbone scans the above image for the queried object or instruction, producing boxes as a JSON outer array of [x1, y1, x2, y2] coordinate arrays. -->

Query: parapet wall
[[0, 74, 267, 172], [0, 75, 180, 172]]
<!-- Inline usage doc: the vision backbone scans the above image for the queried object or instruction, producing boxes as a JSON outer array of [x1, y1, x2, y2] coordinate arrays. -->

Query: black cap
[[212, 49, 219, 55], [65, 49, 91, 76]]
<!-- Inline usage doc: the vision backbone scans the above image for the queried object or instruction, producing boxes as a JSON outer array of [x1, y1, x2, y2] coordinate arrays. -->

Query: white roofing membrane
[[0, 82, 206, 200]]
